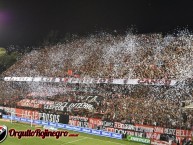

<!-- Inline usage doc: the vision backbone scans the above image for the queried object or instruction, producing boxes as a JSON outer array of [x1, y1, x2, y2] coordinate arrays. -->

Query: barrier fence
[[2, 114, 122, 140]]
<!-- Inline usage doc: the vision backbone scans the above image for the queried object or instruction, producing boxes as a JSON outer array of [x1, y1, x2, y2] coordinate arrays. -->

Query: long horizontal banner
[[1, 105, 192, 140], [44, 102, 94, 111], [3, 77, 178, 86], [68, 116, 193, 143], [0, 106, 69, 124], [16, 99, 95, 111], [2, 115, 122, 140]]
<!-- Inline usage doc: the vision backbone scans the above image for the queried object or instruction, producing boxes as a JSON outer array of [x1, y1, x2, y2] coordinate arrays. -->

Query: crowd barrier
[[2, 115, 122, 140]]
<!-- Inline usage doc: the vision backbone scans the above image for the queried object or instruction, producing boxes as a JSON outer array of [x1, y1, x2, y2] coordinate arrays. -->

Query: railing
[[2, 114, 122, 140]]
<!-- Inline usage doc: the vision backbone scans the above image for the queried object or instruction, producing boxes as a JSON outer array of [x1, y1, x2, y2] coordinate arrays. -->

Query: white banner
[[44, 102, 94, 111], [3, 77, 179, 86]]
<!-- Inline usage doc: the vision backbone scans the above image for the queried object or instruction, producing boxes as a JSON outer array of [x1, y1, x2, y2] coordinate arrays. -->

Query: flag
[[67, 69, 73, 76]]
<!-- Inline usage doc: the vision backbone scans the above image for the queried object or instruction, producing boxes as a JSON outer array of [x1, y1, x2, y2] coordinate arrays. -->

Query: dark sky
[[1, 0, 193, 47]]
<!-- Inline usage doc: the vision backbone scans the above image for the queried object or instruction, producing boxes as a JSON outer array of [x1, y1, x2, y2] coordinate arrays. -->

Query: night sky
[[1, 0, 193, 47]]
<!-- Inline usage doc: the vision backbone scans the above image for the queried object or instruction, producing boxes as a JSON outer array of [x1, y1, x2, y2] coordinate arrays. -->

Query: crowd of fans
[[0, 33, 193, 131], [3, 33, 193, 79]]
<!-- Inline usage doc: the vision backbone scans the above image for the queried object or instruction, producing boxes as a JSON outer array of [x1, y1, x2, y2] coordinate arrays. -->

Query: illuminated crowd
[[0, 32, 193, 130]]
